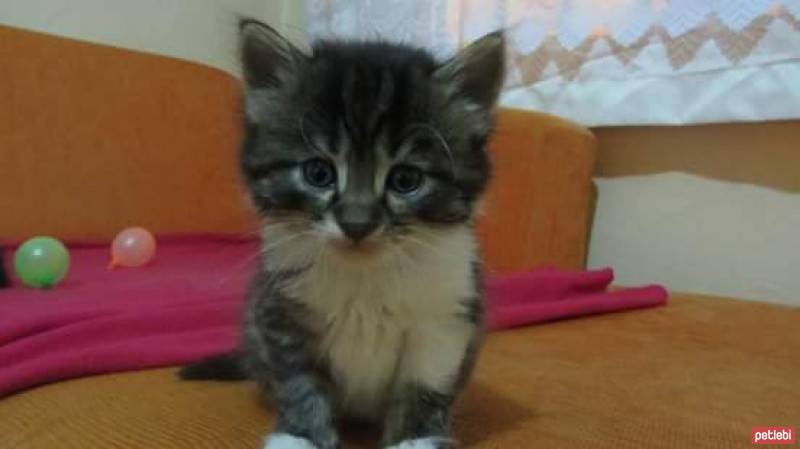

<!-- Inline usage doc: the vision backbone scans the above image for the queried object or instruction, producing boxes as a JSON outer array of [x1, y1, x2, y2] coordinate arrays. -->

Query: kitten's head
[[239, 20, 504, 258]]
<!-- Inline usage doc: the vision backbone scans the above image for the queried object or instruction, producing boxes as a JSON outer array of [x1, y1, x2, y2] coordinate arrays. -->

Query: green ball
[[14, 237, 70, 289]]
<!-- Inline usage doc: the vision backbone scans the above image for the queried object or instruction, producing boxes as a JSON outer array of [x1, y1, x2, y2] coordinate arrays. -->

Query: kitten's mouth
[[328, 237, 384, 257]]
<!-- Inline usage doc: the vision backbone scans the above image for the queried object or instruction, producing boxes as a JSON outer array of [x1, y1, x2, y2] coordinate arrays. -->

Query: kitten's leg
[[246, 278, 339, 449], [383, 320, 482, 449], [383, 384, 456, 449], [261, 372, 338, 449]]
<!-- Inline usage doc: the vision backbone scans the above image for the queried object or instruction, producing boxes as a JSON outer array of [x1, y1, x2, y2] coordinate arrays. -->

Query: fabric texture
[[0, 238, 252, 398], [1, 293, 796, 449], [0, 25, 255, 242], [486, 268, 666, 329], [309, 0, 800, 126], [0, 238, 665, 397]]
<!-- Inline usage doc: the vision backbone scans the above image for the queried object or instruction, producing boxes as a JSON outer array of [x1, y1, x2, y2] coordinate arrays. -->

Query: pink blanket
[[0, 238, 666, 397]]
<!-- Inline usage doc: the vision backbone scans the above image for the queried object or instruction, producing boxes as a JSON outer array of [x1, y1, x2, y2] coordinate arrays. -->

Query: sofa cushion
[[1, 294, 796, 448]]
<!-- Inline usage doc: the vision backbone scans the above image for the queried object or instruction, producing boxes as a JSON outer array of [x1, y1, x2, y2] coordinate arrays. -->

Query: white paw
[[387, 437, 446, 449], [264, 433, 318, 449]]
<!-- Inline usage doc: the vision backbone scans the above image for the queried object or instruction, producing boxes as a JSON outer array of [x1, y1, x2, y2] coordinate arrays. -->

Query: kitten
[[180, 19, 504, 449]]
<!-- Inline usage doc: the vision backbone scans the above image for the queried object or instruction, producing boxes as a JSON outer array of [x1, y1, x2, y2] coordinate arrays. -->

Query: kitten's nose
[[340, 221, 377, 243], [334, 203, 381, 243]]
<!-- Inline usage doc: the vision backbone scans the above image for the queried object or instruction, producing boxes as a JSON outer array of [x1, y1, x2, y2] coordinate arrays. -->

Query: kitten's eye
[[303, 158, 336, 188], [388, 166, 423, 194]]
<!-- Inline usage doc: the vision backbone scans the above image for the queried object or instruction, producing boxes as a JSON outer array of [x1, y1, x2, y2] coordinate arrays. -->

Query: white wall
[[0, 0, 306, 76], [589, 173, 800, 306]]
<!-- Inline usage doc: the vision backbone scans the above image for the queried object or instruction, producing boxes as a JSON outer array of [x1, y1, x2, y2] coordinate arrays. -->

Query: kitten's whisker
[[400, 234, 463, 262], [259, 221, 309, 238], [299, 235, 323, 267], [311, 247, 325, 285], [389, 242, 416, 281], [210, 250, 263, 289], [260, 224, 294, 234], [232, 229, 261, 239], [260, 230, 315, 254], [261, 217, 307, 228]]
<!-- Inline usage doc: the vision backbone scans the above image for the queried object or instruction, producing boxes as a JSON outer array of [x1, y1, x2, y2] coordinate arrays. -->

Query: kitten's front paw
[[386, 437, 454, 449], [264, 433, 319, 449]]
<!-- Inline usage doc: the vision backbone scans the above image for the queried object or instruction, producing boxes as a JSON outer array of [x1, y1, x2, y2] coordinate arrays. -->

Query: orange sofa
[[1, 26, 797, 449]]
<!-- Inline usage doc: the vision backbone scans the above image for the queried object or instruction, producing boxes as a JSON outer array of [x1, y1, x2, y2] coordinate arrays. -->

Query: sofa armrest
[[479, 109, 597, 273]]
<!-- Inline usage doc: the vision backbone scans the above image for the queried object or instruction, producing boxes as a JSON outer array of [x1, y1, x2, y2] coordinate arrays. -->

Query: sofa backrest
[[1, 25, 595, 272]]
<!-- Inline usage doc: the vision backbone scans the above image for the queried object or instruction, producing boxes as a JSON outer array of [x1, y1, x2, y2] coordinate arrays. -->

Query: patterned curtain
[[307, 0, 800, 126]]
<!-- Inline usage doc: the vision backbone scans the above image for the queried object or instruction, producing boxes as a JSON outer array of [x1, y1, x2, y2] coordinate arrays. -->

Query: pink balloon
[[109, 227, 157, 269]]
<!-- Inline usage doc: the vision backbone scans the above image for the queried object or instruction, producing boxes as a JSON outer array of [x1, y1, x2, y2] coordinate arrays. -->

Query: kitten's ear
[[239, 19, 305, 89], [435, 31, 505, 110]]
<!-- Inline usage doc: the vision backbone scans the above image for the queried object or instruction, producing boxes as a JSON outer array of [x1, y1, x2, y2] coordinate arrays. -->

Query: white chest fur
[[272, 225, 477, 418]]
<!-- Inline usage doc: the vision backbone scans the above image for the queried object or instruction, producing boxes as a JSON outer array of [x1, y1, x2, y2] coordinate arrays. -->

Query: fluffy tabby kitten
[[180, 19, 505, 449]]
